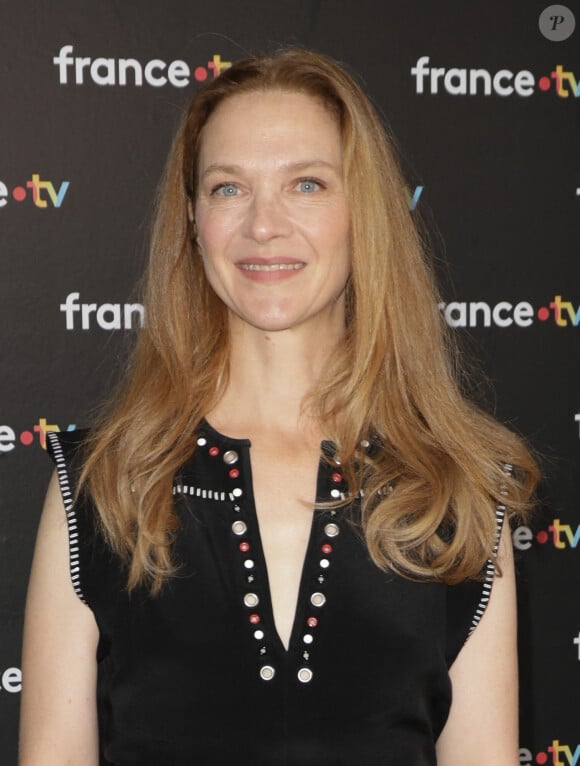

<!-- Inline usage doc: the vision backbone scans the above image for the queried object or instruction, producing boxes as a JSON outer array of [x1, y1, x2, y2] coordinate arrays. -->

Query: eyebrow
[[200, 159, 340, 180]]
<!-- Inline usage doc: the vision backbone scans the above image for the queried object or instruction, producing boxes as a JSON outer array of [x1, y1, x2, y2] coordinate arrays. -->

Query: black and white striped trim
[[467, 503, 505, 637], [467, 463, 514, 638], [46, 431, 87, 604], [467, 462, 513, 638], [173, 484, 229, 502]]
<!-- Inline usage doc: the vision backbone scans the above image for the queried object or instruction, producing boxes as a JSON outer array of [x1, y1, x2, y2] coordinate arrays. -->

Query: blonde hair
[[80, 47, 538, 591]]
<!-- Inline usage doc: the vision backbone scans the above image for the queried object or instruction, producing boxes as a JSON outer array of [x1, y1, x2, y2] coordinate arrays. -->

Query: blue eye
[[214, 183, 239, 197], [297, 179, 320, 193]]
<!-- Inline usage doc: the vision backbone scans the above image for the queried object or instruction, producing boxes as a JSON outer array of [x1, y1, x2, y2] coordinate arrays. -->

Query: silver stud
[[259, 646, 267, 655], [223, 450, 239, 465], [260, 665, 275, 681], [197, 437, 207, 446], [298, 667, 313, 683], [232, 487, 243, 498], [244, 593, 259, 608], [247, 574, 255, 583], [244, 559, 254, 569], [232, 520, 247, 535], [254, 629, 264, 640], [310, 592, 326, 607], [303, 634, 313, 644], [330, 489, 341, 499], [234, 504, 241, 512], [324, 523, 340, 537], [302, 651, 310, 660], [320, 558, 330, 569], [318, 575, 325, 584]]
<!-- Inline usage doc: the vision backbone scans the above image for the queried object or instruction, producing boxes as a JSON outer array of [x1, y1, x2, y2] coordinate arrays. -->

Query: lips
[[239, 262, 305, 272]]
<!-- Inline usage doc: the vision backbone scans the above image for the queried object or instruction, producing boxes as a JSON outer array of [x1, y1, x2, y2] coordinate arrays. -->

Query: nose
[[243, 190, 292, 243]]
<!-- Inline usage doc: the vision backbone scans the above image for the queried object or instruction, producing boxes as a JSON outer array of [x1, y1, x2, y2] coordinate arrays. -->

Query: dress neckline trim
[[199, 416, 337, 455], [199, 417, 252, 447]]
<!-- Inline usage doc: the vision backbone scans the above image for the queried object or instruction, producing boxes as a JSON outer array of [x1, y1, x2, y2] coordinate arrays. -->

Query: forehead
[[197, 89, 342, 168]]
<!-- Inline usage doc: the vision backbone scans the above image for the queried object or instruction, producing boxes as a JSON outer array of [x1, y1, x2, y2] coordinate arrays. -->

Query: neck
[[206, 316, 344, 440]]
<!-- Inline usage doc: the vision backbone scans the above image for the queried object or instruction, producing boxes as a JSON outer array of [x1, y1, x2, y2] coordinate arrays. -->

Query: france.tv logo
[[0, 174, 70, 208], [411, 56, 579, 98], [0, 419, 76, 452]]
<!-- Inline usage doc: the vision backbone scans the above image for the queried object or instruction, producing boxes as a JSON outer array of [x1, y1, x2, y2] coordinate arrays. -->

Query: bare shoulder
[[436, 523, 519, 766], [19, 471, 99, 765]]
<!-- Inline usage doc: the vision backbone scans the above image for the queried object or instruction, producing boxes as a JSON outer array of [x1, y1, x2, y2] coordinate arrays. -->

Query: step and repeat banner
[[1, 1, 578, 762]]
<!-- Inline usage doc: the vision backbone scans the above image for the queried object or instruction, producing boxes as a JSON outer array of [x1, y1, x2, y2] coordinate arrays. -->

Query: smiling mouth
[[239, 263, 305, 272]]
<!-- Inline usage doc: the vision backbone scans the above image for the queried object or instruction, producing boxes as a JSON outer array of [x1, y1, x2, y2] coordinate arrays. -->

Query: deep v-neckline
[[198, 419, 345, 678], [241, 447, 323, 655]]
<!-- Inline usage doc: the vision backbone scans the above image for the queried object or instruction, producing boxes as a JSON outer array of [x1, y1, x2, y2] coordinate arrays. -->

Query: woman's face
[[194, 89, 351, 337]]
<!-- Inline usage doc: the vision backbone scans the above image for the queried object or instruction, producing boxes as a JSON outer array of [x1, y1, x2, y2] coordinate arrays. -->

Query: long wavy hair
[[80, 47, 538, 592]]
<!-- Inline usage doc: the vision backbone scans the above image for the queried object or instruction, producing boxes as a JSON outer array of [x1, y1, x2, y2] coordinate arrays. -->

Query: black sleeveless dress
[[46, 425, 502, 766]]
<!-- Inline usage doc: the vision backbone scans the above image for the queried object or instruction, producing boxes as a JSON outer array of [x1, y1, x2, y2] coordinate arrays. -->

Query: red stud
[[229, 468, 240, 479], [249, 613, 261, 625], [321, 543, 333, 555], [209, 446, 219, 457], [239, 541, 250, 553], [306, 616, 318, 628], [331, 472, 342, 483]]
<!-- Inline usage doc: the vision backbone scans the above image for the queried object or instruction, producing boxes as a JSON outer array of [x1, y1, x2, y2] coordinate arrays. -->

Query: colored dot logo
[[12, 186, 27, 202], [536, 530, 549, 544], [538, 76, 551, 91], [536, 752, 548, 765], [537, 306, 550, 320], [19, 430, 35, 446]]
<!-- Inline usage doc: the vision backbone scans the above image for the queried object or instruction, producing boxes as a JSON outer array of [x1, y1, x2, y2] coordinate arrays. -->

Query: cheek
[[195, 208, 241, 255], [302, 202, 350, 243]]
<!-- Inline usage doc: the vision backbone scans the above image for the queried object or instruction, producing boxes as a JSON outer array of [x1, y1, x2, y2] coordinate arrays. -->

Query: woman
[[20, 48, 537, 765]]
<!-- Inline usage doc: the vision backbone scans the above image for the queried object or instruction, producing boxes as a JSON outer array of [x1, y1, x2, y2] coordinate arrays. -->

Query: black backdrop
[[1, 2, 579, 763]]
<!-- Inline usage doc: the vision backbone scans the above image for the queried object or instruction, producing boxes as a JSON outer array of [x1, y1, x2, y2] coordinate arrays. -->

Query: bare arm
[[436, 523, 519, 766], [19, 471, 99, 765]]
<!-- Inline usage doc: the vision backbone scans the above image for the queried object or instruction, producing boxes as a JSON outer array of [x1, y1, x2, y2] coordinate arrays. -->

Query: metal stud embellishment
[[244, 592, 259, 608], [310, 592, 326, 607], [324, 522, 340, 537], [223, 450, 239, 465], [297, 667, 313, 683], [260, 665, 275, 681], [232, 520, 247, 536]]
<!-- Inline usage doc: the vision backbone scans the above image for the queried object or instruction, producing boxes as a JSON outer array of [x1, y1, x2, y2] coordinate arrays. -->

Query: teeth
[[240, 263, 304, 271]]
